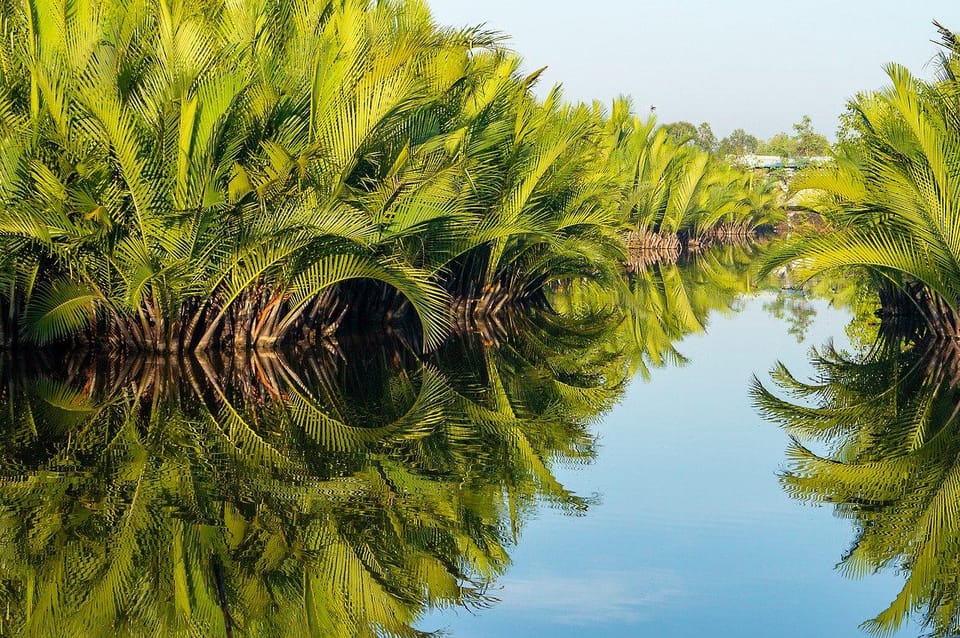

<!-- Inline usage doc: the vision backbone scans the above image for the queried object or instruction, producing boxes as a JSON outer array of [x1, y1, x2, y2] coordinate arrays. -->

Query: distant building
[[734, 154, 834, 170]]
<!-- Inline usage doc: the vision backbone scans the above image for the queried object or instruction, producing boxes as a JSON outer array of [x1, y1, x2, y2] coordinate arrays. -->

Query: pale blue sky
[[427, 1, 960, 140]]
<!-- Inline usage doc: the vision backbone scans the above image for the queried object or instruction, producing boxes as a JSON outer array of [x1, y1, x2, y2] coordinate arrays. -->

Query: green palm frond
[[22, 279, 101, 344]]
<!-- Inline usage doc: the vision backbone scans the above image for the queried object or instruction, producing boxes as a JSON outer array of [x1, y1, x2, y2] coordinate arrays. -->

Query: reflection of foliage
[[763, 265, 880, 348], [0, 238, 775, 636], [622, 244, 759, 378], [753, 328, 960, 637], [762, 291, 817, 343], [0, 301, 630, 637], [548, 242, 763, 380]]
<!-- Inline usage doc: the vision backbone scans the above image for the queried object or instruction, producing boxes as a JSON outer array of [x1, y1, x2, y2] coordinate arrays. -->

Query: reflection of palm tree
[[754, 331, 960, 637], [0, 301, 630, 636], [0, 233, 770, 635], [544, 242, 763, 382], [622, 243, 762, 379]]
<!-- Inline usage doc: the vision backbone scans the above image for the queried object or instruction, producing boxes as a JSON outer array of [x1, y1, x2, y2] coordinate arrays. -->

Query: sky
[[427, 0, 960, 141]]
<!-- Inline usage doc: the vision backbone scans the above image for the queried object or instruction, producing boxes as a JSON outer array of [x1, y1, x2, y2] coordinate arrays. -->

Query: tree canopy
[[0, 0, 784, 353]]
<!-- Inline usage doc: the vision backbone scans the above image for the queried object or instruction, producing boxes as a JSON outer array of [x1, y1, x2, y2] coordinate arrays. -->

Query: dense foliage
[[0, 0, 782, 352], [669, 116, 832, 159], [764, 23, 960, 333], [757, 115, 831, 159]]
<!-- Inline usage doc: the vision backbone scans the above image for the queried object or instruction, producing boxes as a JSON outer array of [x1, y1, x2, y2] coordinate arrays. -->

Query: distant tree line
[[665, 115, 831, 158]]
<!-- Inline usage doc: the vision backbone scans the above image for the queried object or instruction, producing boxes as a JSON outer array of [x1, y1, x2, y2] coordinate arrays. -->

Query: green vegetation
[[664, 120, 718, 152], [754, 323, 960, 637], [694, 115, 831, 160], [6, 0, 960, 635], [756, 115, 831, 159], [0, 243, 764, 637], [763, 23, 960, 335], [666, 116, 832, 160], [718, 128, 761, 157], [0, 0, 782, 353], [0, 237, 778, 636], [549, 242, 766, 379], [0, 302, 627, 637], [750, 21, 960, 638], [612, 114, 783, 240]]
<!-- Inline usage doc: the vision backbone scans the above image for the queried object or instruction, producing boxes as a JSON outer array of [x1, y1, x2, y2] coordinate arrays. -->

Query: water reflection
[[755, 319, 960, 637], [0, 244, 762, 637], [556, 242, 765, 379]]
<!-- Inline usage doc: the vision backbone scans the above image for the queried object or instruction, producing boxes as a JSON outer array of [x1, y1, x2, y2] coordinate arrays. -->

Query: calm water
[[0, 251, 940, 637], [423, 293, 919, 637]]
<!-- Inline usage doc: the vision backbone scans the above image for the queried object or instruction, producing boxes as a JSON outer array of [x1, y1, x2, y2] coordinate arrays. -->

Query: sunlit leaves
[[762, 38, 960, 314]]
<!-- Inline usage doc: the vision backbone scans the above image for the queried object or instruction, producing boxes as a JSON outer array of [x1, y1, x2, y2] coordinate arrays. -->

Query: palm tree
[[761, 22, 960, 336], [0, 0, 784, 353], [0, 0, 493, 352]]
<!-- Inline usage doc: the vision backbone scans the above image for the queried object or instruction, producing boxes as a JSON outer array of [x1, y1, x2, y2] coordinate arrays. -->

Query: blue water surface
[[420, 292, 918, 637]]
